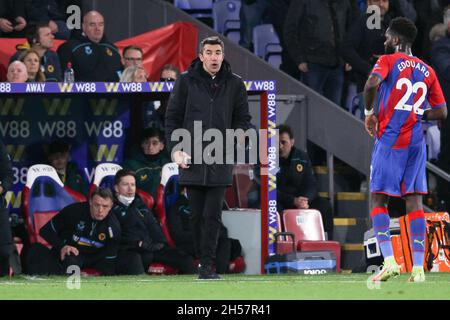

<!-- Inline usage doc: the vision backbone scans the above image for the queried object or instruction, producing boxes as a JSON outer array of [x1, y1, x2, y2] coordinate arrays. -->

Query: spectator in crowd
[[119, 65, 148, 82], [429, 23, 447, 43], [112, 169, 196, 275], [46, 140, 88, 196], [160, 64, 180, 82], [121, 45, 144, 69], [24, 0, 77, 40], [165, 36, 252, 279], [414, 0, 450, 62], [19, 49, 46, 82], [239, 0, 269, 51], [0, 63, 7, 82], [26, 188, 121, 275], [342, 0, 395, 118], [143, 64, 181, 131], [0, 139, 13, 277], [276, 124, 334, 239], [431, 4, 450, 212], [0, 0, 27, 37], [267, 0, 300, 79], [167, 186, 243, 274], [123, 128, 170, 199], [6, 61, 29, 83], [284, 0, 353, 106], [57, 10, 122, 82], [10, 22, 62, 82]]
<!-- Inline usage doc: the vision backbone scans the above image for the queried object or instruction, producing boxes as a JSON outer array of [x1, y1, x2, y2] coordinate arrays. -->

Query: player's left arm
[[424, 74, 448, 121], [363, 74, 382, 137]]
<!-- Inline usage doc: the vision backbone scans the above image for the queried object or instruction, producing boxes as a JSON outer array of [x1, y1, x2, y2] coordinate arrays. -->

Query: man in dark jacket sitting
[[277, 124, 334, 239], [112, 169, 196, 275], [26, 187, 121, 275], [57, 10, 122, 81]]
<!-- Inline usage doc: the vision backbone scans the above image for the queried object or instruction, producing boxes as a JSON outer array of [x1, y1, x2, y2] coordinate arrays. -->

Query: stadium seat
[[252, 24, 281, 59], [212, 0, 241, 36], [22, 164, 86, 246], [174, 0, 213, 19], [89, 163, 123, 196], [267, 53, 282, 69], [281, 209, 341, 272], [155, 162, 179, 248]]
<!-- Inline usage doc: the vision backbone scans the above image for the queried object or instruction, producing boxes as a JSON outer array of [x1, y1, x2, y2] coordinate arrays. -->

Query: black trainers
[[198, 264, 221, 280]]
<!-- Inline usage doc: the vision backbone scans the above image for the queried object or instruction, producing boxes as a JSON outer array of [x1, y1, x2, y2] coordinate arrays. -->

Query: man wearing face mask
[[111, 169, 196, 275]]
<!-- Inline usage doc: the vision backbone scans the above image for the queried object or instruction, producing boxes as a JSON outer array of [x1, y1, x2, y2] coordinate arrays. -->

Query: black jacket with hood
[[165, 58, 251, 186]]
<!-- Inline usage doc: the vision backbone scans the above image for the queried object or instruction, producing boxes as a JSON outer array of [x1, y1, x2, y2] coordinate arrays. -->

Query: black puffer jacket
[[111, 195, 167, 252], [165, 58, 251, 186]]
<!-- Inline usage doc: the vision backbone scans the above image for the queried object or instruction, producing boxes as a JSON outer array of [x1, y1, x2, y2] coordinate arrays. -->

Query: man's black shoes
[[198, 264, 222, 280]]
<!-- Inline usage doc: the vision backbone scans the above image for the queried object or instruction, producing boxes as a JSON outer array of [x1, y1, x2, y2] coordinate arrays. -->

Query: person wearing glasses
[[122, 45, 144, 68]]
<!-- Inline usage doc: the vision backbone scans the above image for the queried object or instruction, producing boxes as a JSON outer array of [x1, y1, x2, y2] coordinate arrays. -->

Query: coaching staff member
[[165, 36, 251, 280], [27, 188, 121, 275]]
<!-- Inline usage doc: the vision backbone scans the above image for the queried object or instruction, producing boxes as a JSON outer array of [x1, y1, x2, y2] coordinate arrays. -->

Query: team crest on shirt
[[98, 233, 106, 241], [85, 46, 93, 55], [76, 221, 85, 231], [106, 48, 113, 56], [140, 174, 148, 181], [296, 164, 303, 172], [47, 64, 54, 73]]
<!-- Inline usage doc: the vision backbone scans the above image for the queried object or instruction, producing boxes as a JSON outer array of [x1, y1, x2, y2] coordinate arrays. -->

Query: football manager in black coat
[[165, 36, 252, 279]]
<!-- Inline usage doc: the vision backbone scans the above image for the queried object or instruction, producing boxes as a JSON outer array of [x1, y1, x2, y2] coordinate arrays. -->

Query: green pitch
[[1, 273, 450, 300]]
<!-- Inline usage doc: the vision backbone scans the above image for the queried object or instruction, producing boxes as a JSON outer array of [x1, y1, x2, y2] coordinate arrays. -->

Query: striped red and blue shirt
[[371, 52, 446, 149]]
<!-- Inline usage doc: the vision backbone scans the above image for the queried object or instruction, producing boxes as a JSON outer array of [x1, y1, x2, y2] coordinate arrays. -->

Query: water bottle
[[64, 62, 75, 83]]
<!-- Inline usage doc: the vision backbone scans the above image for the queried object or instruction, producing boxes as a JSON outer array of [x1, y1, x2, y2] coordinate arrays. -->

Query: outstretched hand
[[172, 150, 191, 169], [365, 114, 378, 138]]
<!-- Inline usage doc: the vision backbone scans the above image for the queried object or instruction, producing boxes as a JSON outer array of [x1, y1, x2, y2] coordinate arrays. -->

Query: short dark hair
[[199, 36, 224, 54], [122, 45, 143, 57], [277, 124, 294, 139], [47, 140, 70, 156], [160, 64, 180, 78], [25, 22, 50, 46], [90, 187, 114, 202], [388, 17, 418, 45], [140, 127, 164, 144], [114, 169, 136, 186]]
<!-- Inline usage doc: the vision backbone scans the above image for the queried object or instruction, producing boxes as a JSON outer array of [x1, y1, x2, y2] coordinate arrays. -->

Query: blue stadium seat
[[252, 24, 282, 61], [22, 164, 86, 246], [212, 0, 241, 36], [174, 0, 213, 19]]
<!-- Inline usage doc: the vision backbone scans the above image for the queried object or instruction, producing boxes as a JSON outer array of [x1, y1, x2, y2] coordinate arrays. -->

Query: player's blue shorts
[[370, 139, 427, 197]]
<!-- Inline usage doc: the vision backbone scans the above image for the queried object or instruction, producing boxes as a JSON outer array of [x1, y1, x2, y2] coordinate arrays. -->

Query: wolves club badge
[[296, 164, 303, 172], [47, 64, 54, 73], [106, 48, 113, 56], [98, 233, 106, 241]]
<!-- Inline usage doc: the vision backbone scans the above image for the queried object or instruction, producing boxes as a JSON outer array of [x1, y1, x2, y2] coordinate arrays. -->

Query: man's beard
[[385, 44, 396, 54]]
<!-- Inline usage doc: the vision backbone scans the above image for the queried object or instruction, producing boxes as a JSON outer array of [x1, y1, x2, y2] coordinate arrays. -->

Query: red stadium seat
[[22, 164, 86, 247], [282, 209, 341, 272], [154, 163, 179, 249]]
